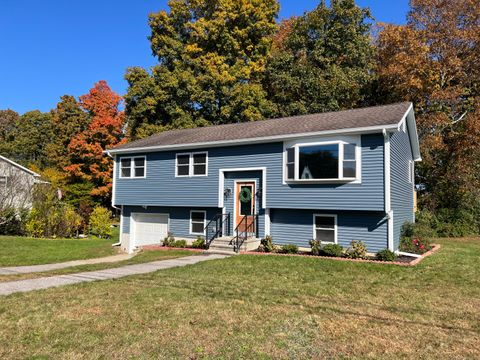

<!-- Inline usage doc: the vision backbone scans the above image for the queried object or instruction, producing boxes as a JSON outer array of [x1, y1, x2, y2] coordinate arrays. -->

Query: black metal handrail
[[205, 213, 231, 249], [231, 214, 258, 253]]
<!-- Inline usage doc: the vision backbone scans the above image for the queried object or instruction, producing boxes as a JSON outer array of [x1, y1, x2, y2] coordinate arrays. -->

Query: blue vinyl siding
[[270, 209, 388, 253], [390, 126, 415, 250], [114, 134, 385, 211], [122, 206, 219, 239]]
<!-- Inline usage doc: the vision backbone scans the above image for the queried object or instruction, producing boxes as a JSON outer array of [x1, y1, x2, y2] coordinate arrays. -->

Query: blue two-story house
[[106, 102, 420, 254]]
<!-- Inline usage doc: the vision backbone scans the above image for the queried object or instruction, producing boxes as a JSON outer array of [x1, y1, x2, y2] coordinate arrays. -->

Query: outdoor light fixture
[[224, 188, 232, 198]]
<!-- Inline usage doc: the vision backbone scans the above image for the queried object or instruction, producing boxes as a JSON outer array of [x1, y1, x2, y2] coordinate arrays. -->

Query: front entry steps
[[205, 236, 261, 254]]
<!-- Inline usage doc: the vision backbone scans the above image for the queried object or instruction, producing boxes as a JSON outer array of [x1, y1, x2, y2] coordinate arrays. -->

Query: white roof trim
[[105, 123, 400, 155], [0, 155, 41, 177]]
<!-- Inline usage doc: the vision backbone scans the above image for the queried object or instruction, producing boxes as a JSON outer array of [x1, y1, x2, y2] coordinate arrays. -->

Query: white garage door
[[132, 213, 169, 247]]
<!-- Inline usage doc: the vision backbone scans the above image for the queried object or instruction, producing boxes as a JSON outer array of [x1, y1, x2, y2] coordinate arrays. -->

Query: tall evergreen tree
[[264, 0, 375, 117], [125, 0, 279, 139]]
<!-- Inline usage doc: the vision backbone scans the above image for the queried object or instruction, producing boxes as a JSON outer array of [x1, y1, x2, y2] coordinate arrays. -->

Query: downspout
[[383, 129, 394, 252], [106, 150, 122, 247]]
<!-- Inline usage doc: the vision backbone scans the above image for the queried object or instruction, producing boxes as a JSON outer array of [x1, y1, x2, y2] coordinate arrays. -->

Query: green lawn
[[0, 238, 479, 359], [0, 232, 118, 266], [0, 249, 196, 282]]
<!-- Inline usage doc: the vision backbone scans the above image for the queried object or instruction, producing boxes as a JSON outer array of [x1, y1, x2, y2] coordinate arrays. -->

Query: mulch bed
[[140, 245, 205, 253], [241, 244, 441, 266]]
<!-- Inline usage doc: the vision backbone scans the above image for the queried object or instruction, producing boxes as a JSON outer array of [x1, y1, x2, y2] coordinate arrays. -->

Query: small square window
[[120, 158, 131, 178], [190, 211, 206, 234], [314, 215, 336, 244]]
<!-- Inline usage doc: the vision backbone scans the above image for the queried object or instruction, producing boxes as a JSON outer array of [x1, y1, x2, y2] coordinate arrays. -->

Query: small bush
[[163, 232, 175, 247], [260, 235, 277, 253], [345, 240, 368, 259], [0, 207, 28, 235], [191, 236, 205, 249], [281, 244, 299, 254], [172, 239, 187, 248], [376, 249, 397, 262], [321, 243, 343, 257], [89, 207, 112, 238], [309, 239, 321, 255], [399, 236, 431, 255]]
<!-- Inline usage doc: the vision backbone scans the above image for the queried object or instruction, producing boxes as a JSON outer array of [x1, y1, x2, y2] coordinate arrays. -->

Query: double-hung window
[[190, 210, 206, 235], [120, 156, 146, 178], [313, 214, 337, 244], [176, 152, 208, 177], [285, 141, 359, 182]]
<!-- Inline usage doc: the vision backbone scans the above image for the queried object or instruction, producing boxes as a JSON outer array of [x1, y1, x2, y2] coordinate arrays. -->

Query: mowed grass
[[0, 238, 479, 359], [0, 228, 120, 266], [0, 249, 196, 282]]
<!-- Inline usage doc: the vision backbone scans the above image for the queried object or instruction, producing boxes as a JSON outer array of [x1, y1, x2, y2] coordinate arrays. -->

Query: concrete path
[[0, 254, 228, 296], [0, 253, 134, 275]]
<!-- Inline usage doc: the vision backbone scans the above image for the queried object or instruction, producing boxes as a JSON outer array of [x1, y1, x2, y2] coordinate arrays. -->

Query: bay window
[[285, 141, 359, 182]]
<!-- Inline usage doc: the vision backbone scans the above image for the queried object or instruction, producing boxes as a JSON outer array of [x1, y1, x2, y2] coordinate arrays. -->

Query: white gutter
[[383, 129, 394, 252], [105, 150, 122, 247]]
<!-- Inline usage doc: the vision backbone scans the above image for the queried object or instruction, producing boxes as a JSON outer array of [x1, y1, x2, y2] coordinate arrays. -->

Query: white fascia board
[[0, 155, 42, 177], [105, 123, 400, 155]]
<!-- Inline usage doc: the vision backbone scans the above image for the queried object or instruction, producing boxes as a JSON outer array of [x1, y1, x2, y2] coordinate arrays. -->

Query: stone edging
[[240, 244, 441, 266]]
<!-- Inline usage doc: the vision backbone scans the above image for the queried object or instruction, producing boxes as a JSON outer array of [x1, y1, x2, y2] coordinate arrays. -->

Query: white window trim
[[119, 156, 147, 179], [312, 214, 338, 244], [284, 140, 361, 183], [190, 210, 207, 235], [175, 151, 208, 177]]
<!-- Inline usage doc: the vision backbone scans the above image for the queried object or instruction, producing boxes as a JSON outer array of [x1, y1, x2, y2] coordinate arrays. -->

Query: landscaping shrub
[[89, 206, 112, 238], [309, 239, 321, 255], [281, 244, 299, 254], [172, 239, 187, 248], [0, 207, 28, 235], [25, 185, 82, 238], [163, 232, 175, 247], [191, 236, 205, 249], [345, 240, 367, 259], [399, 236, 431, 255], [321, 243, 343, 257], [376, 249, 396, 262], [259, 235, 277, 253]]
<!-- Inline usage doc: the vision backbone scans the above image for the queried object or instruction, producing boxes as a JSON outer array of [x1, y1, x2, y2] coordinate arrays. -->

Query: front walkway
[[0, 253, 134, 275], [0, 254, 228, 296]]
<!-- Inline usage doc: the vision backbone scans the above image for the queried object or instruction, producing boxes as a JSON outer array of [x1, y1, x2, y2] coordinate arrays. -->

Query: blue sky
[[0, 0, 409, 114]]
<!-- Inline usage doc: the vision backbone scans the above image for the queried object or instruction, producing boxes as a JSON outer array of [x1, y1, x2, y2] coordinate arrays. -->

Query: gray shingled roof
[[112, 102, 412, 152]]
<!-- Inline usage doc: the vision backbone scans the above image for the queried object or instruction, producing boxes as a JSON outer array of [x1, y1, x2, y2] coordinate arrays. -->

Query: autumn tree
[[125, 0, 279, 139], [264, 0, 375, 117], [376, 0, 480, 221], [65, 81, 126, 205]]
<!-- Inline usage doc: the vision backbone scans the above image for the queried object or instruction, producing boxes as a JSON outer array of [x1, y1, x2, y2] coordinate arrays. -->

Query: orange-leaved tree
[[376, 0, 480, 226], [65, 81, 126, 205]]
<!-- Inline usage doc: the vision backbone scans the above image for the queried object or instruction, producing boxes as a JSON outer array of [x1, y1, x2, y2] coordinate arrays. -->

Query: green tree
[[46, 95, 90, 169], [0, 109, 20, 157], [264, 0, 375, 117], [125, 0, 279, 139], [9, 111, 54, 167]]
